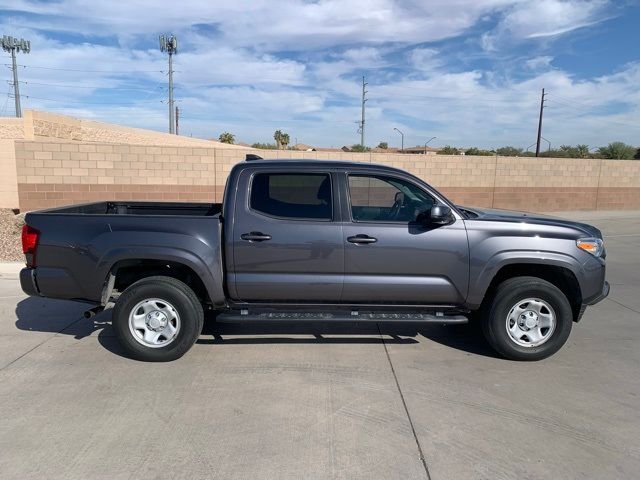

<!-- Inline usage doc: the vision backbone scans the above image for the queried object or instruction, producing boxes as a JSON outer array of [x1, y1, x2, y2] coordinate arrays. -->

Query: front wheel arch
[[479, 263, 583, 322]]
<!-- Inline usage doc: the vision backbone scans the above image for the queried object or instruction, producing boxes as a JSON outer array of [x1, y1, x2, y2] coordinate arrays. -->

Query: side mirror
[[429, 205, 454, 225]]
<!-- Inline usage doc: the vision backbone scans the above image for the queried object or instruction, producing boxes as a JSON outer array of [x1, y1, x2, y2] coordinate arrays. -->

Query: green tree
[[274, 130, 290, 149], [439, 145, 460, 155], [251, 142, 278, 149], [634, 147, 640, 160], [597, 142, 636, 160], [351, 144, 371, 152], [218, 132, 235, 144], [377, 142, 388, 149], [558, 145, 576, 157], [465, 147, 493, 156], [576, 144, 590, 158], [496, 146, 523, 156]]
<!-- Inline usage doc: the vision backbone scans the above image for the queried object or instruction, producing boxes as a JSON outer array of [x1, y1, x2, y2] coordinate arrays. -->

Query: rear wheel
[[481, 276, 573, 361], [112, 276, 204, 362]]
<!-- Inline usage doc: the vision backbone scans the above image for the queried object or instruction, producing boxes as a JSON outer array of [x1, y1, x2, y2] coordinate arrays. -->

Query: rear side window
[[250, 173, 332, 220]]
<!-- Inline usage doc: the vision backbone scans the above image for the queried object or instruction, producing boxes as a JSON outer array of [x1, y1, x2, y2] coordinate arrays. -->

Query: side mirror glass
[[430, 205, 454, 225]]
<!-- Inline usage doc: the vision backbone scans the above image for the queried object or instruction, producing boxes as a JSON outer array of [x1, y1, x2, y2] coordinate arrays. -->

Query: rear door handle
[[347, 234, 377, 244], [241, 232, 272, 242]]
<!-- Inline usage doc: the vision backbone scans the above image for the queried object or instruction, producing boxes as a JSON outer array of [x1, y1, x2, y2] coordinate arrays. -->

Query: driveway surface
[[0, 211, 638, 479]]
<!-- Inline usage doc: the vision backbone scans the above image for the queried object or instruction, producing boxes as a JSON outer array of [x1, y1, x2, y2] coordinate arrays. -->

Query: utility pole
[[1, 35, 31, 117], [159, 34, 178, 134], [535, 88, 546, 157], [175, 106, 179, 135], [359, 76, 368, 147]]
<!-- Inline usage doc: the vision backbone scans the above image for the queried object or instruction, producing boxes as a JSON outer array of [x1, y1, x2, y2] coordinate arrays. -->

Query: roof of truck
[[237, 158, 408, 174]]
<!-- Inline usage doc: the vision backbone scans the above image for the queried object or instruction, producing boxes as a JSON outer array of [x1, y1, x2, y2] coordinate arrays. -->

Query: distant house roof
[[371, 147, 399, 153], [292, 143, 316, 151], [313, 147, 345, 152], [401, 145, 441, 154]]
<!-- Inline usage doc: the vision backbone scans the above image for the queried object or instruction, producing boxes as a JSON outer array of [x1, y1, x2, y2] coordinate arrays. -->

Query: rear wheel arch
[[105, 259, 212, 306]]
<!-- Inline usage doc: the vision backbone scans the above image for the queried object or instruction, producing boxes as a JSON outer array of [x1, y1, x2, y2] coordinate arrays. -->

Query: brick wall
[[2, 110, 639, 212], [14, 141, 219, 210], [8, 140, 640, 212], [0, 140, 19, 208]]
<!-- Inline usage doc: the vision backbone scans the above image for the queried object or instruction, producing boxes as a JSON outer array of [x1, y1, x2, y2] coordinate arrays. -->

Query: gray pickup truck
[[20, 158, 609, 362]]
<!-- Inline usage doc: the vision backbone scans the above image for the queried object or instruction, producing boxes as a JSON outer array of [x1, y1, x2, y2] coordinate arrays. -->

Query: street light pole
[[424, 136, 436, 153], [393, 127, 404, 152]]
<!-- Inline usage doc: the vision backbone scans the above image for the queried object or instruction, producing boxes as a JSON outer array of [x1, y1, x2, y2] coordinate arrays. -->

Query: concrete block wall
[[14, 141, 219, 210], [2, 110, 639, 212], [0, 140, 19, 208], [7, 140, 640, 212]]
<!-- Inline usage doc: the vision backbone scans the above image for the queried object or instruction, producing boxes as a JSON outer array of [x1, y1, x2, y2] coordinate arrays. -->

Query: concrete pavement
[[0, 211, 639, 479]]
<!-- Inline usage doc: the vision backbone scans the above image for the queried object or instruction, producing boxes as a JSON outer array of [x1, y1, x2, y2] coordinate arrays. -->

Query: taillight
[[21, 225, 40, 267]]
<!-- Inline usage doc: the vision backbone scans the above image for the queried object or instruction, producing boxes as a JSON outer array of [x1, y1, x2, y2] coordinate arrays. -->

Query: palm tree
[[218, 132, 235, 144], [274, 130, 290, 149], [575, 145, 590, 158]]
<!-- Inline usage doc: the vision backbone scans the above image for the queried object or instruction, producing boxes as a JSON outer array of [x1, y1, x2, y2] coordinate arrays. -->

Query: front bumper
[[585, 280, 610, 306]]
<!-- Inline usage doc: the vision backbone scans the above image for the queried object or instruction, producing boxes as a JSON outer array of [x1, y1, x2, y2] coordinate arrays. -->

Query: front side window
[[250, 172, 332, 220], [348, 174, 435, 222]]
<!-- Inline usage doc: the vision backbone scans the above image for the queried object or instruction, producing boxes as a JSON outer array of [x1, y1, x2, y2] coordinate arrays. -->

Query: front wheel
[[481, 276, 573, 361], [112, 276, 204, 362]]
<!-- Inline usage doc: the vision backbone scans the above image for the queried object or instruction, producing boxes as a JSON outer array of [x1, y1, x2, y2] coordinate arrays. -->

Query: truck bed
[[37, 201, 222, 217], [22, 200, 224, 303]]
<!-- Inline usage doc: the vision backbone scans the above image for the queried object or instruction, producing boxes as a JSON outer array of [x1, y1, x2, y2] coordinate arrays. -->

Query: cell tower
[[159, 34, 177, 134], [1, 35, 31, 117]]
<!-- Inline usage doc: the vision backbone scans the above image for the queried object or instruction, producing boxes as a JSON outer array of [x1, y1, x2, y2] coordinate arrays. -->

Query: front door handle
[[241, 232, 272, 242], [347, 234, 377, 244]]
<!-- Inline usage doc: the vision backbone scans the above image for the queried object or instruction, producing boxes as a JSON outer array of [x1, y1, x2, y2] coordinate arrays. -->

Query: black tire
[[112, 276, 204, 362], [481, 276, 573, 361]]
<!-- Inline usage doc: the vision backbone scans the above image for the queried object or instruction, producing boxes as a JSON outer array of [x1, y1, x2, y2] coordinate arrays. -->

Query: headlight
[[576, 237, 604, 257]]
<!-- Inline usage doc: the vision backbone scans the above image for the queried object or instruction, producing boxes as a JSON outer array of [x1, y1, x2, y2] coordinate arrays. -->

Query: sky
[[1, 0, 639, 149]]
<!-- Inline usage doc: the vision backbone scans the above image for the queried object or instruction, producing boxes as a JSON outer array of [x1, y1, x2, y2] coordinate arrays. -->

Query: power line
[[9, 63, 162, 74], [18, 80, 165, 92], [1, 89, 10, 115], [19, 94, 163, 105], [546, 99, 639, 129]]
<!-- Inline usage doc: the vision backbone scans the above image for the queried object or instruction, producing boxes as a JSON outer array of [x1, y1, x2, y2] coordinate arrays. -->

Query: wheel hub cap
[[506, 298, 556, 348], [128, 298, 181, 348], [520, 310, 539, 329], [146, 311, 168, 331]]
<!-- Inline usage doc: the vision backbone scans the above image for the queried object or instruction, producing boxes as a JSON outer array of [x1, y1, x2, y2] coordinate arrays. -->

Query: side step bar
[[216, 311, 468, 324]]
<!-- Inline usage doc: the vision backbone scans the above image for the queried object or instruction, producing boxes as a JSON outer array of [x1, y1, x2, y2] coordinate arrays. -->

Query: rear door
[[230, 168, 344, 302], [340, 171, 469, 304]]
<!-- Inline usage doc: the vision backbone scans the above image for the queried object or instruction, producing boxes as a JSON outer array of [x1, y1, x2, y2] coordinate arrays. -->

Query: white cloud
[[525, 56, 554, 70], [483, 0, 612, 51], [0, 0, 636, 149]]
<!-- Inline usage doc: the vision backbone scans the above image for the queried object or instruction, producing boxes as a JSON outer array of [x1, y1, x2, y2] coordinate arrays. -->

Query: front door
[[231, 169, 344, 302], [341, 172, 469, 304]]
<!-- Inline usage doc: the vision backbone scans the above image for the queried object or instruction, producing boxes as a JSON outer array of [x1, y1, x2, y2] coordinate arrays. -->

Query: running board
[[216, 310, 468, 324]]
